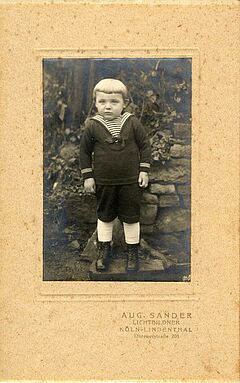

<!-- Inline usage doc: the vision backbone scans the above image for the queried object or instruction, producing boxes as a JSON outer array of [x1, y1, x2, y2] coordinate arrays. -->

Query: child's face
[[95, 91, 126, 120]]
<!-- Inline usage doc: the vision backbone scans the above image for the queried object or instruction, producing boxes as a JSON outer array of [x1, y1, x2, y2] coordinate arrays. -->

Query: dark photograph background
[[43, 58, 191, 281]]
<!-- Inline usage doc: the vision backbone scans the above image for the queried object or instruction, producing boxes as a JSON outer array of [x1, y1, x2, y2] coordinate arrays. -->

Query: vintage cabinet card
[[0, 1, 239, 381]]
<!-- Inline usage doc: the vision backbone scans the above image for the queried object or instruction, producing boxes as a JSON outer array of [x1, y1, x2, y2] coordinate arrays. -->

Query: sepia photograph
[[43, 58, 192, 282]]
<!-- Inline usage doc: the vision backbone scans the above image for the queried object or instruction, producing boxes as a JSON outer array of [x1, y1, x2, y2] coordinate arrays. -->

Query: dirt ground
[[43, 239, 91, 281], [43, 216, 95, 281]]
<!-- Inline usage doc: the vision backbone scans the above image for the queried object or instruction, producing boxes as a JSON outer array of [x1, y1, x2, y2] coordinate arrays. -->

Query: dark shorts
[[96, 184, 143, 224]]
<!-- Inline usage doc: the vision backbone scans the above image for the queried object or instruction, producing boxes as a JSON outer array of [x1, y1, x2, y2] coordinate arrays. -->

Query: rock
[[153, 158, 191, 172], [150, 184, 176, 194], [173, 123, 191, 142], [141, 192, 158, 204], [146, 231, 191, 263], [170, 158, 191, 168], [170, 144, 191, 158], [89, 257, 166, 281], [174, 230, 191, 254], [148, 233, 189, 256], [159, 195, 180, 207], [69, 240, 80, 249], [80, 230, 98, 262], [150, 159, 191, 184], [64, 227, 77, 234], [151, 233, 181, 251], [141, 224, 154, 234], [140, 204, 158, 225], [65, 193, 97, 224], [160, 129, 173, 136], [176, 184, 191, 195], [156, 208, 190, 233], [140, 239, 175, 268]]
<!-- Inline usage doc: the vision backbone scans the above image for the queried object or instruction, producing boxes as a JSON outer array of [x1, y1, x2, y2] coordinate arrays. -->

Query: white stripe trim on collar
[[91, 112, 132, 131]]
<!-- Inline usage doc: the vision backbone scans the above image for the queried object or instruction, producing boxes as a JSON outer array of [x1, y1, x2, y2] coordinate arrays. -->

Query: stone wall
[[64, 123, 191, 263], [140, 123, 191, 262]]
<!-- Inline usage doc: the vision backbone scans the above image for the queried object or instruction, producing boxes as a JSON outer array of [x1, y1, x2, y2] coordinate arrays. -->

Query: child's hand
[[84, 178, 96, 193], [138, 172, 149, 188]]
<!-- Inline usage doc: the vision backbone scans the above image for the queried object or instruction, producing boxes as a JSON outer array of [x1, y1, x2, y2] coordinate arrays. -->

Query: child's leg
[[118, 184, 142, 272], [95, 184, 117, 271], [123, 222, 140, 244], [97, 219, 114, 242], [123, 222, 140, 272], [96, 219, 114, 271]]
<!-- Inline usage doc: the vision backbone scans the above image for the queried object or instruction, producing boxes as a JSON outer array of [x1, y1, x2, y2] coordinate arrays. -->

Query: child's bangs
[[93, 79, 128, 99], [96, 84, 125, 96]]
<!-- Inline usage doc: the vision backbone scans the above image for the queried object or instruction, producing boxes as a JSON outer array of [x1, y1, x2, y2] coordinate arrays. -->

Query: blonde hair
[[93, 78, 128, 101]]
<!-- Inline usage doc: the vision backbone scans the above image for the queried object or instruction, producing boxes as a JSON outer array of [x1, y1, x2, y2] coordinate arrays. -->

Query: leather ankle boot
[[126, 244, 139, 272], [96, 241, 111, 271]]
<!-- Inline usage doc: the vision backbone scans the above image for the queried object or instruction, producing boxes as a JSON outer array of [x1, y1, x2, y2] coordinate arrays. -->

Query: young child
[[80, 78, 151, 272]]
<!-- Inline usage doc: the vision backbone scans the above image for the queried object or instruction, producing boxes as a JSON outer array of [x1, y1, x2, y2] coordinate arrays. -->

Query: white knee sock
[[97, 219, 114, 242], [123, 222, 140, 244]]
